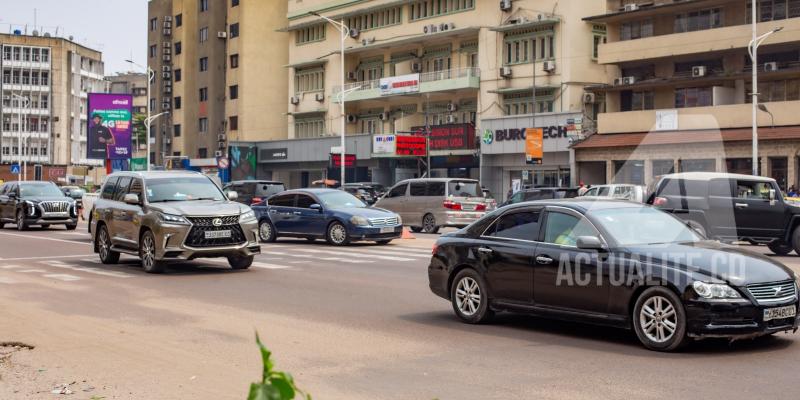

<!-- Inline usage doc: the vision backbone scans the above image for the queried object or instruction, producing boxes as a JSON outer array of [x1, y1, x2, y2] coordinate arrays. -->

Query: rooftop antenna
[[34, 8, 37, 32]]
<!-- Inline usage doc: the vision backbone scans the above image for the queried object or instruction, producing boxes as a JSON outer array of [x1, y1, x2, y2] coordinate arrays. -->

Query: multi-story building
[[147, 0, 288, 167], [574, 0, 800, 189], [250, 0, 610, 194], [0, 31, 104, 175], [107, 72, 149, 158]]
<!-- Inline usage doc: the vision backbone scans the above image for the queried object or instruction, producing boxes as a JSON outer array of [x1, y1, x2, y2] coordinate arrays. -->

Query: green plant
[[247, 333, 311, 400]]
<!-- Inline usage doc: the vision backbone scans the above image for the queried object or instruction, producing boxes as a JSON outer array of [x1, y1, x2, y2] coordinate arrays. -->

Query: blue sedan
[[252, 188, 403, 245]]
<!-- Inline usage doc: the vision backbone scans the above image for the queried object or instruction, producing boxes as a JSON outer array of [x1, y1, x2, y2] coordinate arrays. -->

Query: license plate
[[205, 230, 231, 239], [764, 305, 796, 321], [462, 205, 475, 211], [380, 227, 395, 233]]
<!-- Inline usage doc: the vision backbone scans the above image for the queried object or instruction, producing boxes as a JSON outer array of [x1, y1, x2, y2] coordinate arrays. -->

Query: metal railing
[[333, 67, 480, 95]]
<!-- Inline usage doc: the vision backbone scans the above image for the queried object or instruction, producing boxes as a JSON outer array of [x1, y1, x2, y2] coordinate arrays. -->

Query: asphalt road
[[1, 223, 799, 399]]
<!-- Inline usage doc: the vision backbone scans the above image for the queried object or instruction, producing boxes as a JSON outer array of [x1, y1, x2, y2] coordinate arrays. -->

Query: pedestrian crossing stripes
[[40, 260, 134, 279]]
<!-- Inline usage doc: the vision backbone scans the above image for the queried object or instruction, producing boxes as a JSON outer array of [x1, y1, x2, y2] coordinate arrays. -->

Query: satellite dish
[[44, 32, 51, 37], [32, 30, 39, 36], [69, 35, 74, 41]]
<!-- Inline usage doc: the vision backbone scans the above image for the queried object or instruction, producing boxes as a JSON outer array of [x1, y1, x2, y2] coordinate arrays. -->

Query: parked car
[[347, 182, 387, 198], [253, 188, 402, 245], [501, 187, 579, 207], [374, 178, 488, 233], [60, 186, 87, 209], [223, 180, 286, 205], [342, 186, 375, 204], [647, 172, 800, 255], [428, 198, 800, 351], [0, 181, 78, 230], [91, 171, 260, 273], [581, 184, 646, 203]]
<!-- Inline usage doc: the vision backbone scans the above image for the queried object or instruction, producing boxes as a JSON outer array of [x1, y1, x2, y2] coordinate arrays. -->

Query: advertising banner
[[395, 135, 426, 156], [230, 145, 257, 180], [87, 93, 132, 160], [380, 73, 420, 96], [130, 157, 147, 171], [260, 148, 289, 161], [330, 153, 356, 168], [372, 135, 396, 155], [411, 124, 475, 151], [525, 128, 543, 165]]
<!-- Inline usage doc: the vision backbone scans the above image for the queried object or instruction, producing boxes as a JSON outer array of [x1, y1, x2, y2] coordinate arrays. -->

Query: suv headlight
[[239, 209, 256, 223], [692, 281, 741, 300], [350, 215, 369, 226], [158, 212, 190, 225], [24, 200, 37, 216]]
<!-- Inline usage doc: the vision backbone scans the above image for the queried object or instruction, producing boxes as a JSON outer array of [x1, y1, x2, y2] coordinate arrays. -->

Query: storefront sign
[[525, 128, 543, 165], [656, 109, 678, 131], [372, 135, 396, 155], [380, 73, 420, 96], [484, 126, 570, 144], [395, 135, 427, 156], [48, 167, 66, 178], [411, 124, 475, 151], [330, 153, 356, 168], [261, 147, 288, 161]]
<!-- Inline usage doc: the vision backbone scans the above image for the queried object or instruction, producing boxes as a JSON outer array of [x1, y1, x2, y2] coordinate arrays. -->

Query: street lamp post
[[125, 59, 155, 171], [11, 93, 29, 181], [748, 10, 783, 176], [310, 11, 349, 187]]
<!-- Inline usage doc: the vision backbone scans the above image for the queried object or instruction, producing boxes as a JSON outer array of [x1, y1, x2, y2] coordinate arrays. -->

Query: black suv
[[0, 181, 78, 230], [223, 180, 285, 205], [500, 187, 579, 208], [648, 172, 800, 255]]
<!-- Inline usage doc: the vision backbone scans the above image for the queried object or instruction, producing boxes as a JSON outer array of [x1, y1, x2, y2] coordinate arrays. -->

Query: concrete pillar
[[643, 159, 653, 186], [761, 156, 769, 178], [788, 151, 797, 190], [606, 160, 616, 184], [715, 156, 725, 173]]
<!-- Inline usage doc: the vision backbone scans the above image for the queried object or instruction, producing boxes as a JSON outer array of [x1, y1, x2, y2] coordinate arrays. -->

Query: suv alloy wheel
[[422, 213, 439, 234], [140, 230, 166, 273], [97, 225, 120, 264], [16, 210, 27, 231]]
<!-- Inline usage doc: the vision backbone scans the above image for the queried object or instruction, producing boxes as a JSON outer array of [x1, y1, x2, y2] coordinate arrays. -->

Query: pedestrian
[[789, 185, 798, 197], [578, 181, 589, 196]]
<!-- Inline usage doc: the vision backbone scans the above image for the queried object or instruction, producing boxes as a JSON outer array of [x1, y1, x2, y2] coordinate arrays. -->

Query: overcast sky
[[3, 0, 147, 75]]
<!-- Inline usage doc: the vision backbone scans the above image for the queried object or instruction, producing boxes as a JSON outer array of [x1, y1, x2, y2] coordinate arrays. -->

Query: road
[[1, 223, 799, 399]]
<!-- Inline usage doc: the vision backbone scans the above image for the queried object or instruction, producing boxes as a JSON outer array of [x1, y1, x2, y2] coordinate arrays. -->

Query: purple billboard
[[87, 93, 133, 160]]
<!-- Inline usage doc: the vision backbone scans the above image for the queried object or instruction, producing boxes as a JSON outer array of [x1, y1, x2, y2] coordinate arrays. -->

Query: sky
[[3, 0, 147, 75]]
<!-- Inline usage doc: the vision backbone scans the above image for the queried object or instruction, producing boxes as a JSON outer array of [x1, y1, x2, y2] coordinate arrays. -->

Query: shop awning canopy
[[489, 17, 559, 32], [571, 126, 800, 149], [487, 85, 560, 94]]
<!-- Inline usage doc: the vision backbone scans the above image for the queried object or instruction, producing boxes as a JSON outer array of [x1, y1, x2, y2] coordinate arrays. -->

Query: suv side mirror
[[227, 191, 239, 201], [8, 192, 16, 199], [123, 193, 140, 205], [310, 203, 322, 212], [576, 236, 605, 251]]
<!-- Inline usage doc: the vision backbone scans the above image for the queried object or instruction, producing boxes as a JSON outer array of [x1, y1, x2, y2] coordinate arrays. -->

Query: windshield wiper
[[190, 197, 221, 201], [150, 199, 186, 203]]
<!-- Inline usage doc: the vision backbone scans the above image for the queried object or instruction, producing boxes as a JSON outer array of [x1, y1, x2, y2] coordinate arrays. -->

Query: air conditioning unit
[[613, 77, 624, 85], [764, 62, 779, 72], [163, 28, 171, 36], [624, 3, 639, 11], [347, 71, 357, 81], [500, 66, 512, 78], [164, 16, 172, 22], [447, 23, 456, 30], [583, 93, 596, 104], [162, 65, 171, 72], [163, 86, 172, 93], [162, 72, 171, 79], [445, 115, 457, 123], [162, 54, 171, 62], [411, 62, 422, 73], [290, 96, 300, 105], [447, 103, 458, 112], [543, 60, 556, 72], [218, 141, 226, 149], [161, 103, 171, 111], [500, 0, 512, 11], [622, 76, 636, 85], [349, 28, 360, 38], [163, 21, 172, 29], [217, 31, 227, 39], [346, 114, 358, 124], [692, 66, 706, 77], [215, 150, 224, 157], [379, 112, 390, 121], [361, 38, 376, 46], [315, 92, 325, 102], [218, 134, 227, 141], [423, 24, 438, 34], [165, 138, 172, 145]]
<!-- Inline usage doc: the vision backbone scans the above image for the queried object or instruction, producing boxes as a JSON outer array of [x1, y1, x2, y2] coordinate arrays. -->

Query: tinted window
[[269, 194, 295, 207], [509, 192, 524, 204], [584, 187, 598, 196], [236, 183, 255, 196], [410, 182, 427, 196], [296, 194, 316, 208], [557, 189, 579, 199], [388, 183, 407, 198], [736, 180, 771, 200], [9, 184, 18, 196], [255, 183, 285, 197], [113, 177, 131, 201], [487, 211, 541, 240], [708, 179, 732, 197], [448, 180, 481, 197], [525, 190, 549, 201], [543, 212, 599, 247], [597, 186, 611, 196], [129, 179, 143, 199], [428, 182, 445, 196], [101, 177, 119, 200]]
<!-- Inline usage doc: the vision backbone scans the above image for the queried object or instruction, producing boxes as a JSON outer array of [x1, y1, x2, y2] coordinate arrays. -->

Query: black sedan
[[428, 199, 800, 351]]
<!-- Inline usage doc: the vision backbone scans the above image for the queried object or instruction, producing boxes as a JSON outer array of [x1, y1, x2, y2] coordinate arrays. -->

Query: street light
[[11, 93, 29, 181], [310, 11, 350, 187], [747, 16, 783, 176], [758, 104, 774, 128], [125, 59, 155, 171]]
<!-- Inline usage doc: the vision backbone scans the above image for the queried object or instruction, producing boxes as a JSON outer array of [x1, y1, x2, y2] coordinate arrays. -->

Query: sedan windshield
[[318, 191, 365, 209], [146, 177, 225, 203], [20, 183, 64, 198], [591, 207, 700, 246]]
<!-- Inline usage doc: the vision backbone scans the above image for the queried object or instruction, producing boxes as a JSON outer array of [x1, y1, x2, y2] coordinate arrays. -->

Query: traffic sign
[[10, 164, 20, 175], [217, 157, 230, 169]]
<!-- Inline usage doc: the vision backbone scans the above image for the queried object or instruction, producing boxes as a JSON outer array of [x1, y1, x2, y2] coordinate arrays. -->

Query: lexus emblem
[[774, 287, 783, 296], [212, 218, 223, 227]]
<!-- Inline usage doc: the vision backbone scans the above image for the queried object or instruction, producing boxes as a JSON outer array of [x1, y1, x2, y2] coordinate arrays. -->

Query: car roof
[[503, 198, 645, 213], [660, 172, 774, 182], [228, 180, 283, 184], [107, 170, 205, 179], [282, 188, 341, 195], [398, 178, 478, 183]]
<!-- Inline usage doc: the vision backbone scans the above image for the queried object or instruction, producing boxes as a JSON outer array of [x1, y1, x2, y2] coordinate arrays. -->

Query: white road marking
[[291, 247, 415, 262], [288, 260, 312, 264], [43, 274, 82, 282], [262, 251, 288, 256], [344, 248, 431, 258], [0, 277, 18, 284], [252, 262, 293, 270], [39, 260, 134, 279], [18, 269, 46, 273], [0, 230, 89, 246], [0, 265, 21, 269], [0, 254, 95, 262]]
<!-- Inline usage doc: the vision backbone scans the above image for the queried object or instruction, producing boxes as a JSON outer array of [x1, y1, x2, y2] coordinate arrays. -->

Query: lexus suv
[[91, 171, 260, 273], [0, 181, 78, 230]]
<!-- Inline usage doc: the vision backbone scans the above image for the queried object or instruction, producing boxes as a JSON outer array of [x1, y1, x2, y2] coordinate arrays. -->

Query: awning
[[583, 0, 728, 23], [284, 59, 328, 69], [287, 109, 327, 117], [490, 18, 559, 32], [344, 26, 480, 54], [571, 126, 800, 149], [487, 85, 560, 94]]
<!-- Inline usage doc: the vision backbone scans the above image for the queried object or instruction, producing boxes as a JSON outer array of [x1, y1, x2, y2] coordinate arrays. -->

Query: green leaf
[[269, 377, 296, 399], [255, 332, 274, 382]]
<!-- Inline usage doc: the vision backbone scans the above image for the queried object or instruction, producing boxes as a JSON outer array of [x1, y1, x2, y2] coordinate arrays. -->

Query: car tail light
[[475, 203, 487, 211], [432, 243, 439, 255], [443, 200, 462, 210], [653, 196, 668, 206], [251, 197, 262, 205]]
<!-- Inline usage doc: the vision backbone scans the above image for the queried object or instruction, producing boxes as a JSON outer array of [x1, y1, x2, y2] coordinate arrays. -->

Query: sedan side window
[[584, 187, 597, 196], [101, 177, 119, 200], [486, 211, 541, 241], [0, 184, 6, 195], [509, 191, 523, 204], [269, 194, 295, 207], [543, 212, 599, 247], [388, 183, 407, 198], [296, 194, 316, 208]]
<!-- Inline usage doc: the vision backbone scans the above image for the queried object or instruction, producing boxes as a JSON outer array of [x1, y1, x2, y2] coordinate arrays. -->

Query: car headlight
[[25, 200, 37, 216], [692, 281, 741, 299], [794, 272, 800, 290], [158, 212, 190, 225], [396, 214, 402, 225], [239, 209, 256, 223], [350, 215, 369, 226]]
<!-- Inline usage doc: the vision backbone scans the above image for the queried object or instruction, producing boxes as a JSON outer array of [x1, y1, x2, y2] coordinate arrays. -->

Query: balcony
[[332, 67, 480, 103], [597, 18, 800, 64], [597, 100, 800, 134]]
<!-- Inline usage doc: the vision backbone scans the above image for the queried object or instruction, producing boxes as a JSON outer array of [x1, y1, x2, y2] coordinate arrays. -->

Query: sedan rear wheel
[[140, 230, 165, 274], [450, 269, 494, 324], [326, 222, 349, 246], [633, 287, 688, 351]]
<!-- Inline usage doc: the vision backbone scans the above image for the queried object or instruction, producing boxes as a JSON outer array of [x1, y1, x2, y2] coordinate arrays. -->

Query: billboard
[[87, 93, 133, 160], [525, 128, 543, 165], [380, 73, 420, 96], [230, 145, 257, 180], [395, 135, 426, 156], [411, 124, 475, 151], [372, 135, 396, 155]]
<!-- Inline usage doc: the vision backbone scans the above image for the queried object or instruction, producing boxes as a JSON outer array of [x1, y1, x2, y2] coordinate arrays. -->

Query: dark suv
[[0, 181, 78, 230], [223, 180, 285, 205], [648, 172, 800, 255]]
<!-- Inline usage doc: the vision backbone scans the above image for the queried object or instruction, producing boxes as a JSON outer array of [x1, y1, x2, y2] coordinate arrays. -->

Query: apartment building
[[251, 0, 610, 194], [147, 0, 288, 168], [574, 0, 800, 189], [0, 31, 104, 174], [107, 72, 149, 158]]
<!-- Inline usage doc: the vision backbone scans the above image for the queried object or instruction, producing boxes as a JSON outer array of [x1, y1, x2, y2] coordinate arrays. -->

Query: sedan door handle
[[269, 209, 277, 214], [293, 211, 302, 215], [477, 247, 493, 254], [535, 255, 554, 264], [735, 203, 748, 208]]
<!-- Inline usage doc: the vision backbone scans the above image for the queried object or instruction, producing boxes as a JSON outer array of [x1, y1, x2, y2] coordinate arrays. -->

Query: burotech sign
[[483, 126, 571, 144], [395, 135, 426, 156], [411, 124, 475, 151]]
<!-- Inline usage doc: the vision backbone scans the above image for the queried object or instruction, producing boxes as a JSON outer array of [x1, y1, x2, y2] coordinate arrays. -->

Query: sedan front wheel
[[632, 287, 688, 352], [326, 221, 350, 246]]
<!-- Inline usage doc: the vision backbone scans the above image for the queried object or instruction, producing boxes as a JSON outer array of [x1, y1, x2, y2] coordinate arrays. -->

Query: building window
[[198, 148, 208, 158], [294, 67, 324, 93], [229, 85, 239, 99], [346, 6, 402, 32], [620, 19, 653, 40], [230, 23, 239, 38], [149, 18, 157, 31], [175, 41, 182, 55], [232, 0, 239, 6], [199, 118, 208, 133], [503, 28, 555, 65], [174, 96, 182, 109], [295, 118, 325, 138], [674, 87, 713, 108], [674, 8, 723, 33], [592, 25, 607, 60], [174, 124, 181, 137], [295, 24, 325, 45], [150, 98, 156, 110], [620, 90, 654, 111], [149, 44, 157, 58], [199, 57, 208, 72], [747, 0, 800, 23], [230, 54, 239, 68], [747, 79, 800, 103], [175, 14, 182, 27], [229, 116, 238, 130], [200, 0, 209, 12], [409, 0, 475, 21], [175, 69, 182, 82], [200, 27, 208, 42], [502, 91, 554, 115], [199, 87, 208, 102]]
